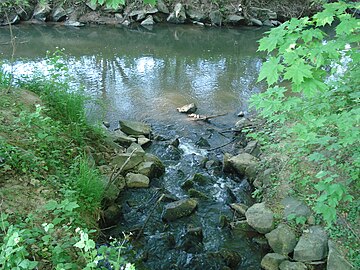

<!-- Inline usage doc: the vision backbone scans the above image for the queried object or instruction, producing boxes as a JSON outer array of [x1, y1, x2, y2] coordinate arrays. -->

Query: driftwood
[[187, 113, 227, 121]]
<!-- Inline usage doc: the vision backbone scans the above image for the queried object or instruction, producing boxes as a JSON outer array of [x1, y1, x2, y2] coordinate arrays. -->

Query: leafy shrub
[[251, 1, 360, 226]]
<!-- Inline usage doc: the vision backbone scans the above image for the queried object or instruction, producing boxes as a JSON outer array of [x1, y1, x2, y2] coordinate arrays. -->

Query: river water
[[0, 24, 267, 269]]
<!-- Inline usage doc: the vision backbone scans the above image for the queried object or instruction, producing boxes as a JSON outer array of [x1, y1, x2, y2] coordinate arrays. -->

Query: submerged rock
[[245, 202, 274, 234], [176, 103, 197, 113], [126, 173, 150, 188], [162, 198, 197, 221], [119, 120, 151, 136], [265, 224, 297, 255], [261, 253, 287, 270], [179, 226, 203, 253], [293, 226, 328, 262], [188, 188, 210, 200]]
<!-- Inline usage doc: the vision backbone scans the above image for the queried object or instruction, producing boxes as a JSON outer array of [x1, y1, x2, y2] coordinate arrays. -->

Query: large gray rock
[[156, 0, 170, 14], [162, 198, 197, 221], [282, 197, 311, 220], [186, 7, 206, 22], [119, 120, 151, 136], [293, 226, 328, 262], [327, 240, 353, 270], [209, 10, 222, 25], [167, 3, 186, 24], [245, 202, 274, 234], [265, 224, 297, 255], [223, 153, 259, 181], [141, 15, 155, 25], [111, 130, 137, 147], [279, 261, 307, 270], [50, 6, 67, 22], [137, 153, 165, 179], [250, 17, 263, 26], [126, 143, 145, 154], [226, 14, 245, 24], [126, 173, 150, 188], [177, 103, 197, 113], [33, 3, 51, 21], [111, 152, 144, 171], [261, 253, 287, 270]]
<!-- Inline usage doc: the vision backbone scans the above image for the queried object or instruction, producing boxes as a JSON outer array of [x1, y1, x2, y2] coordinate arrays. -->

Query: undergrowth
[[249, 1, 359, 266], [0, 49, 134, 269]]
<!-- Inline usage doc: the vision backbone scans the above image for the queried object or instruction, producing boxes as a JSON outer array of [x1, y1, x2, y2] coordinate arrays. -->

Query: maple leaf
[[313, 9, 334, 27], [336, 14, 359, 36], [257, 57, 284, 86], [284, 60, 313, 85]]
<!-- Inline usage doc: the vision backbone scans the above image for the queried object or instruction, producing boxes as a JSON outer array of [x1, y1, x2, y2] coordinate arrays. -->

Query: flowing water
[[0, 24, 268, 269]]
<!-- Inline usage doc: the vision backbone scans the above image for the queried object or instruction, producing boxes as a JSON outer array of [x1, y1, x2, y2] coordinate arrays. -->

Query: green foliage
[[251, 1, 360, 227], [72, 156, 105, 213], [91, 0, 156, 9]]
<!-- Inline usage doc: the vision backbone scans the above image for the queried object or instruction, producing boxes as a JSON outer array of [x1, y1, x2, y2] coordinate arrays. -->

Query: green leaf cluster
[[251, 1, 360, 227]]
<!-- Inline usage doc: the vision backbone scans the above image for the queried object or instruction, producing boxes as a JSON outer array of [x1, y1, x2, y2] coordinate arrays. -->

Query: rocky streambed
[[90, 108, 352, 270]]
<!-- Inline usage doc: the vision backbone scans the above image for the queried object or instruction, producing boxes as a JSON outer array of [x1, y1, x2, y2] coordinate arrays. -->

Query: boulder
[[138, 136, 151, 147], [226, 14, 245, 24], [119, 120, 151, 136], [179, 226, 203, 253], [86, 1, 97, 11], [230, 220, 256, 233], [162, 198, 197, 221], [190, 173, 209, 185], [261, 253, 287, 270], [126, 143, 145, 154], [186, 7, 206, 22], [245, 202, 274, 234], [265, 224, 297, 255], [195, 137, 210, 148], [33, 3, 51, 21], [279, 261, 307, 270], [111, 130, 137, 147], [281, 197, 312, 220], [126, 173, 150, 188], [177, 103, 197, 113], [244, 140, 261, 157], [102, 204, 122, 226], [167, 3, 186, 24], [209, 10, 222, 25], [188, 188, 210, 200], [293, 226, 328, 262], [50, 6, 67, 22], [234, 118, 253, 130], [156, 0, 170, 14], [229, 203, 248, 216], [250, 18, 263, 26], [223, 153, 259, 181], [111, 152, 144, 171], [181, 179, 194, 191], [327, 240, 353, 270], [103, 182, 120, 202], [137, 153, 165, 178], [1, 13, 20, 26]]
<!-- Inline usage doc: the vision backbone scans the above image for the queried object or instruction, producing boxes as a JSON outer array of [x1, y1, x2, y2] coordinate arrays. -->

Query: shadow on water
[[0, 24, 268, 269]]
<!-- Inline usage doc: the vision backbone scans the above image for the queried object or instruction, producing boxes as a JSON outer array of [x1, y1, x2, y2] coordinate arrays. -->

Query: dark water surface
[[0, 24, 267, 269]]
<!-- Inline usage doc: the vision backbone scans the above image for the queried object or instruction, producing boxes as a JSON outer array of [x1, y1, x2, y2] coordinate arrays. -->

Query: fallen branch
[[208, 138, 237, 151], [106, 148, 137, 191], [135, 194, 165, 240], [188, 113, 227, 121]]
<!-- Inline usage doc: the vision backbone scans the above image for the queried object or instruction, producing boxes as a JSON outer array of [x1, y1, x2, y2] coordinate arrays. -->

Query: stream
[[0, 23, 268, 269]]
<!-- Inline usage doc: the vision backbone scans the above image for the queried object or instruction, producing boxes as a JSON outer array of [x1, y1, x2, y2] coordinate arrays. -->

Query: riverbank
[[1, 0, 321, 28]]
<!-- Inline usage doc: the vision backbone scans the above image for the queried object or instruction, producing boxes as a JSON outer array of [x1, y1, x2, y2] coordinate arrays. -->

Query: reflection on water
[[0, 24, 265, 130]]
